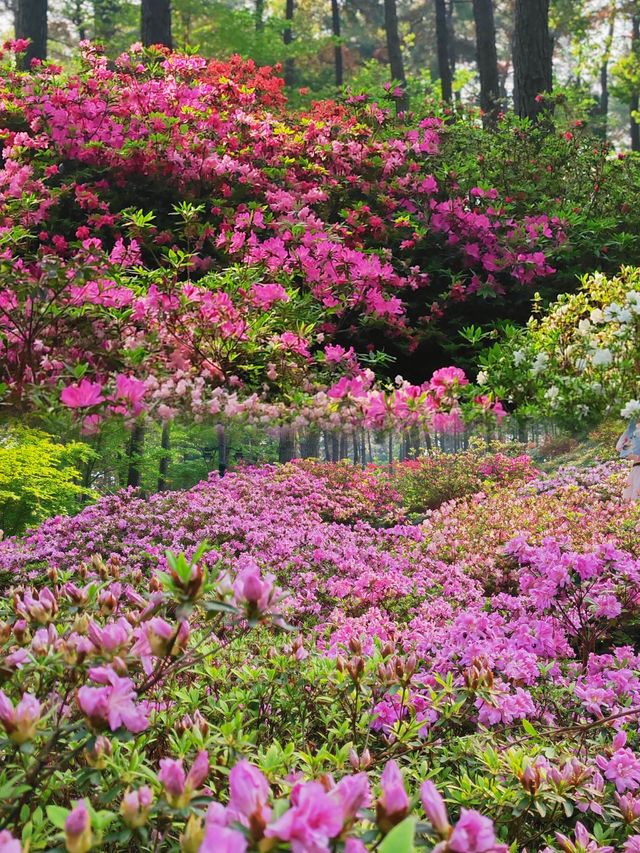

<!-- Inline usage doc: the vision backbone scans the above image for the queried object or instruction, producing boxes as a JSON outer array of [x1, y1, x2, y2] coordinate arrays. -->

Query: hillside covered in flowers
[[1, 451, 640, 851]]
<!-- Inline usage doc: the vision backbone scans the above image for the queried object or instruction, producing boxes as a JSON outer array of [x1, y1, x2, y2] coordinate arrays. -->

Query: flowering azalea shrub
[[391, 444, 536, 516], [0, 41, 561, 428], [2, 458, 640, 849], [478, 267, 640, 432]]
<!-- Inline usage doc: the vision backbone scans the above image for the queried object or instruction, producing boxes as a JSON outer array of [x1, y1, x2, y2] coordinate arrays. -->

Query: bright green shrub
[[0, 427, 94, 535]]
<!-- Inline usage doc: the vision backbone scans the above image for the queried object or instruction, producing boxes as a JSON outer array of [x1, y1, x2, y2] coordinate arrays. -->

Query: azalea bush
[[2, 458, 640, 850], [477, 267, 640, 433], [391, 443, 536, 516], [0, 39, 563, 429]]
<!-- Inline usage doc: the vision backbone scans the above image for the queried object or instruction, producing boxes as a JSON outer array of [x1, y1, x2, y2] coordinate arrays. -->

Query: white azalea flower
[[621, 399, 640, 420], [591, 348, 613, 367]]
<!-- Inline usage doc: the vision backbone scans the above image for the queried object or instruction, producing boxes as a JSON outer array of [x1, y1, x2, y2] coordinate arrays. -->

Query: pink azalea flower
[[265, 781, 344, 853], [330, 773, 370, 824], [199, 825, 248, 853], [596, 748, 640, 793], [77, 670, 148, 733], [60, 379, 104, 409], [0, 830, 22, 852], [227, 760, 272, 828], [448, 809, 506, 853], [0, 690, 41, 744]]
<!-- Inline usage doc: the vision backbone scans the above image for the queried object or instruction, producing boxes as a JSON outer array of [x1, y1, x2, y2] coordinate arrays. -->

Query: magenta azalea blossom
[[60, 379, 105, 408], [266, 781, 344, 853]]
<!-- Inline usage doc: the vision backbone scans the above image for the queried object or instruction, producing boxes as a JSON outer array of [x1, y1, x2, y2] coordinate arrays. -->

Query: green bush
[[0, 426, 94, 535]]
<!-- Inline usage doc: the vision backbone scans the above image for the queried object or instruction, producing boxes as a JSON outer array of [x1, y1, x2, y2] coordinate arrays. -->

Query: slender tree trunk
[[157, 422, 171, 491], [435, 0, 453, 102], [126, 424, 145, 489], [300, 429, 320, 458], [384, 0, 407, 112], [339, 433, 348, 460], [283, 0, 295, 87], [446, 0, 459, 101], [596, 7, 615, 140], [279, 426, 296, 463], [141, 0, 172, 48], [512, 0, 552, 121], [255, 0, 264, 31], [632, 16, 640, 151], [217, 425, 227, 477], [332, 433, 340, 462], [331, 0, 344, 88], [472, 0, 500, 123], [15, 0, 47, 66], [70, 0, 87, 40]]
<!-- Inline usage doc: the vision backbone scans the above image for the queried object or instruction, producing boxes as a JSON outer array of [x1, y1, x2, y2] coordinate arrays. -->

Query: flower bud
[[420, 780, 450, 836], [64, 801, 92, 853], [0, 690, 41, 744], [120, 786, 154, 829], [180, 814, 204, 853], [84, 735, 112, 769]]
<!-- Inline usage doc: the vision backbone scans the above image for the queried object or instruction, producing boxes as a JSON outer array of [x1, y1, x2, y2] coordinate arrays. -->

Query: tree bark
[[126, 424, 145, 489], [217, 424, 227, 477], [472, 0, 500, 123], [435, 0, 453, 102], [384, 0, 407, 111], [512, 0, 552, 121], [331, 0, 344, 88], [94, 0, 120, 42], [632, 15, 640, 152], [157, 422, 170, 491], [15, 0, 47, 66], [595, 6, 615, 139], [255, 0, 265, 31], [283, 0, 295, 87], [278, 426, 296, 463], [141, 0, 172, 48]]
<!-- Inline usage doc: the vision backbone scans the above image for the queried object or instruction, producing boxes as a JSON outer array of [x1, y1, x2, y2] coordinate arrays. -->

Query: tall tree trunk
[[331, 0, 344, 88], [384, 0, 407, 111], [157, 422, 170, 491], [94, 0, 120, 42], [255, 0, 265, 31], [513, 0, 552, 121], [217, 424, 227, 477], [15, 0, 47, 66], [472, 0, 500, 123], [278, 426, 296, 463], [332, 432, 340, 462], [141, 0, 172, 48], [435, 0, 453, 102], [446, 0, 460, 102], [596, 6, 616, 140], [632, 15, 640, 151], [126, 424, 145, 489], [283, 0, 295, 87]]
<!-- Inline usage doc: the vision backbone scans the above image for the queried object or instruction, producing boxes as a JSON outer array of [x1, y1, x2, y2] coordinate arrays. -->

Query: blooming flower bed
[[1, 457, 640, 850]]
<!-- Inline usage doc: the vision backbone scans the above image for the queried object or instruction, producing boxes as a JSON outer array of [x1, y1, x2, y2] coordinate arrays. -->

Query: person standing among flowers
[[616, 416, 640, 501]]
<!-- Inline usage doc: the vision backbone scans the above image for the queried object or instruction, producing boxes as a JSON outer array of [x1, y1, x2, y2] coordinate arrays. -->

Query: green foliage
[[478, 267, 640, 432], [0, 426, 94, 536]]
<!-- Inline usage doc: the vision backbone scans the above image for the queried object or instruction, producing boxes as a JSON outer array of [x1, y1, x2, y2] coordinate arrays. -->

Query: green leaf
[[46, 805, 70, 829], [379, 817, 416, 853], [522, 719, 538, 737]]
